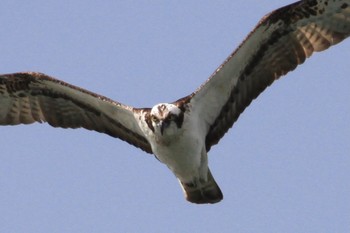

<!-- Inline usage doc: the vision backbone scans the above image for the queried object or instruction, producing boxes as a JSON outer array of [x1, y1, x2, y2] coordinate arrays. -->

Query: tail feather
[[179, 169, 223, 204]]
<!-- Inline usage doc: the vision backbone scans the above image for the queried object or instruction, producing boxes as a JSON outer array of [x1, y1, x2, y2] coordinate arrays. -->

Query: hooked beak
[[160, 120, 170, 135]]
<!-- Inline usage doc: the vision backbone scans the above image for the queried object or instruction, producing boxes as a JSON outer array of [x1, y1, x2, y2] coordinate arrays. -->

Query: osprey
[[0, 0, 349, 204]]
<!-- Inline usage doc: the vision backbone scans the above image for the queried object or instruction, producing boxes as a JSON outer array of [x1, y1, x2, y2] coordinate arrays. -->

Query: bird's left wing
[[176, 0, 350, 151], [0, 72, 152, 153]]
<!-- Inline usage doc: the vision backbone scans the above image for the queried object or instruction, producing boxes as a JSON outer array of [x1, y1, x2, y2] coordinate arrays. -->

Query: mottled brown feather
[[174, 0, 350, 151], [0, 72, 152, 153]]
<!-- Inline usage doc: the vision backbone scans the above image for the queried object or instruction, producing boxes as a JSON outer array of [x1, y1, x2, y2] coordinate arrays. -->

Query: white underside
[[139, 107, 209, 183]]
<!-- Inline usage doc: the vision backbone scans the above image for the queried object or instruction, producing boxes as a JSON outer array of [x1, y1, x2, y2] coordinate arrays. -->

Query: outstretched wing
[[177, 0, 350, 151], [0, 72, 152, 153]]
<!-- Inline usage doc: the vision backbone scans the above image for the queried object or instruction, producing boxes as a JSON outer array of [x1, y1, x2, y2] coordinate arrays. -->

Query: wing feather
[[176, 0, 350, 151], [0, 72, 152, 153]]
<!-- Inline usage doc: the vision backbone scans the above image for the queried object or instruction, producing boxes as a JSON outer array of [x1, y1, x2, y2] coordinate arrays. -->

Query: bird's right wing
[[0, 72, 152, 153]]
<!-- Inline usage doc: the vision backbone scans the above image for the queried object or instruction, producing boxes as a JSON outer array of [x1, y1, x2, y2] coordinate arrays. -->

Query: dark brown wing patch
[[0, 72, 152, 153], [201, 0, 350, 151]]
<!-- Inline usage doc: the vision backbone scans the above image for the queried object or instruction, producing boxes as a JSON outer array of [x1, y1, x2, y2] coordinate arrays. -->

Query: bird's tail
[[179, 169, 223, 204]]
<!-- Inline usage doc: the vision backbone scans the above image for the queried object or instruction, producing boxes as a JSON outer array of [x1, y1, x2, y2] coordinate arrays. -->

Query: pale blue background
[[1, 1, 349, 232]]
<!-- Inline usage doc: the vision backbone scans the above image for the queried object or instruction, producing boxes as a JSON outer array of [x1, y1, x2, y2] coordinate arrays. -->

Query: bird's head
[[149, 103, 184, 136]]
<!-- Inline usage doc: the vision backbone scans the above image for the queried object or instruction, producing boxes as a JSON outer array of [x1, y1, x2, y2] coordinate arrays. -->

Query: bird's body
[[142, 105, 201, 182], [1, 0, 349, 204], [138, 103, 223, 203]]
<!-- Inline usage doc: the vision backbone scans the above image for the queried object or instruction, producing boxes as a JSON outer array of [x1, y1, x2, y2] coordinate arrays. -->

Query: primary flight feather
[[1, 0, 349, 204]]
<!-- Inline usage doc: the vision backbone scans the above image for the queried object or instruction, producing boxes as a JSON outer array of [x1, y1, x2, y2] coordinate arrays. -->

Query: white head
[[148, 103, 184, 136]]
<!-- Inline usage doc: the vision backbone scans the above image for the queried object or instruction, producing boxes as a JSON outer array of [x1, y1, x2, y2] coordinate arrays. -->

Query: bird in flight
[[1, 0, 349, 204]]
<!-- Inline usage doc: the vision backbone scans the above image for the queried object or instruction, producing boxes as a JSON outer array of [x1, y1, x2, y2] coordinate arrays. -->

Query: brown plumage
[[1, 0, 349, 204]]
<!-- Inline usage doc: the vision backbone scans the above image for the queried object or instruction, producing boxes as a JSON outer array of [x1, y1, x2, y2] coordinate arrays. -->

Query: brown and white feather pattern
[[0, 72, 152, 153], [0, 0, 349, 204], [176, 0, 350, 151]]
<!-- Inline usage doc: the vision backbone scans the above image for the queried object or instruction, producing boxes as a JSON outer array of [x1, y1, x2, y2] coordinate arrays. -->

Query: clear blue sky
[[1, 1, 349, 232]]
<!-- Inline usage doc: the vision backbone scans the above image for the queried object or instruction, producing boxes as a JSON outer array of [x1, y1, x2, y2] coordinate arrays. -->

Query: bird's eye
[[168, 114, 176, 121], [151, 115, 159, 123]]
